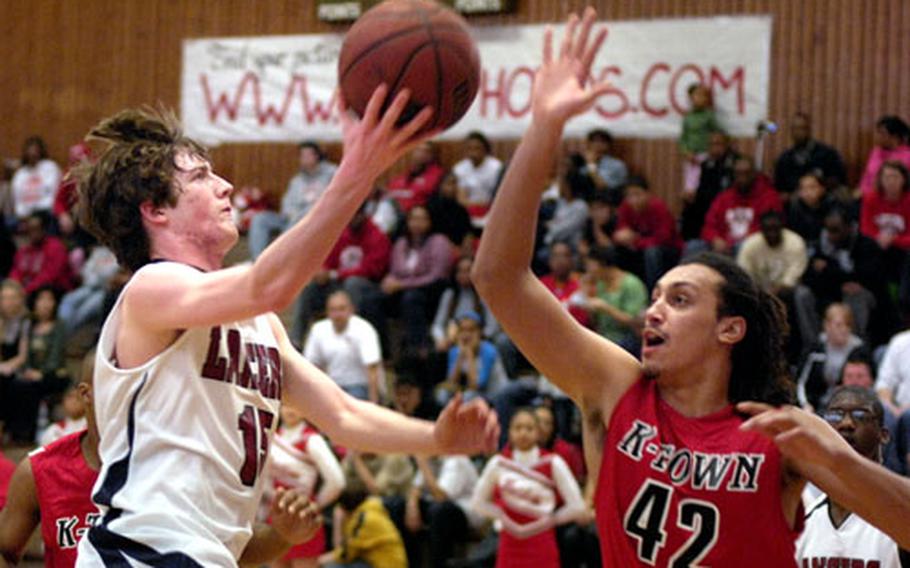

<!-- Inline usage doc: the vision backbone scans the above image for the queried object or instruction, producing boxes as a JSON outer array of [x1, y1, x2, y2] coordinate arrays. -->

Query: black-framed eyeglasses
[[822, 408, 875, 424]]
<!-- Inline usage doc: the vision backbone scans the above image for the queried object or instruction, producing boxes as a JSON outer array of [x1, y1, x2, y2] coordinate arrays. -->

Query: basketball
[[338, 0, 481, 135]]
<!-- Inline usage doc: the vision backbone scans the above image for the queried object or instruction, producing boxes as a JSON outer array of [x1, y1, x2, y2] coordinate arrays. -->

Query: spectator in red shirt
[[386, 142, 445, 213], [689, 155, 783, 257], [539, 241, 588, 327], [9, 213, 74, 295], [291, 204, 390, 347], [613, 176, 682, 289], [859, 160, 910, 313]]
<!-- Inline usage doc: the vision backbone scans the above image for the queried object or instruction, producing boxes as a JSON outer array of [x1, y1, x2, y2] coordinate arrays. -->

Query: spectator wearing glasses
[[796, 386, 910, 567]]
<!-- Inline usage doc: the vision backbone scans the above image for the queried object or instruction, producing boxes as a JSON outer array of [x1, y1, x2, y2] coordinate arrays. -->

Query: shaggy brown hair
[[73, 107, 209, 271]]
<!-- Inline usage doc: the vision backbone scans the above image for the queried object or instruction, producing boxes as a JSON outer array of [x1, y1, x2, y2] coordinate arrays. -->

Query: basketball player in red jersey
[[0, 365, 322, 568], [474, 7, 910, 565], [0, 455, 13, 509]]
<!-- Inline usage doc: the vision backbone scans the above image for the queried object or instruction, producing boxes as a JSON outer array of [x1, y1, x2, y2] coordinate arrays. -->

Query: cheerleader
[[471, 408, 585, 567], [269, 406, 345, 568]]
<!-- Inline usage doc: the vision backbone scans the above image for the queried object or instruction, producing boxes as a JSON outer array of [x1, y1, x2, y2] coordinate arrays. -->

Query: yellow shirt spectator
[[334, 497, 407, 568]]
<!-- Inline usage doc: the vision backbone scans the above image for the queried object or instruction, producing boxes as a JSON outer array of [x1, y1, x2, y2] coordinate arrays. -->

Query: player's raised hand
[[433, 392, 500, 455], [270, 487, 322, 545], [737, 401, 855, 470], [532, 7, 611, 127], [338, 85, 438, 184]]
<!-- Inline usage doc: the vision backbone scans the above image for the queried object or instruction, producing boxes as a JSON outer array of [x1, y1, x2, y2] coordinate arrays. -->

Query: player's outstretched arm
[[739, 402, 910, 549], [0, 460, 40, 567], [272, 315, 499, 456], [472, 8, 638, 412], [126, 86, 436, 333]]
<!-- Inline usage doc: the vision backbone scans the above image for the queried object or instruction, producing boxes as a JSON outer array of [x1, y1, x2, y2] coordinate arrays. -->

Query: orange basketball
[[338, 0, 481, 134]]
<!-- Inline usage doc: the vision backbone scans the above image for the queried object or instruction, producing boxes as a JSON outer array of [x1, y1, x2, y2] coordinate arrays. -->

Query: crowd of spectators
[[4, 98, 910, 566]]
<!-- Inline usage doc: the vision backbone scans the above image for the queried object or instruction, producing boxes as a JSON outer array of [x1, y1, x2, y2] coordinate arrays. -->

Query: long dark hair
[[680, 253, 794, 406], [21, 136, 49, 165], [445, 256, 484, 327], [877, 115, 910, 145]]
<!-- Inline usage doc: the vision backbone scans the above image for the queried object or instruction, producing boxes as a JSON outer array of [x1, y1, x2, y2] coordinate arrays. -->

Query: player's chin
[[219, 224, 240, 249], [641, 358, 661, 380]]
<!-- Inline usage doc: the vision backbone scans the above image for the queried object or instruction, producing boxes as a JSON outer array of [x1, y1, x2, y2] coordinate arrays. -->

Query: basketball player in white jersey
[[795, 386, 909, 567], [71, 89, 499, 567]]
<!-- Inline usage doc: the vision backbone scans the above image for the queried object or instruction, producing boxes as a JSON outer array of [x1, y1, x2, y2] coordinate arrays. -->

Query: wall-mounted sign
[[181, 16, 771, 144]]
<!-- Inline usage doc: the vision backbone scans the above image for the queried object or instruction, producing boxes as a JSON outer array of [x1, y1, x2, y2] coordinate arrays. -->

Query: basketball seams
[[383, 40, 435, 123], [427, 37, 478, 64], [418, 5, 444, 131], [339, 23, 468, 85], [339, 23, 430, 84], [338, 0, 479, 133]]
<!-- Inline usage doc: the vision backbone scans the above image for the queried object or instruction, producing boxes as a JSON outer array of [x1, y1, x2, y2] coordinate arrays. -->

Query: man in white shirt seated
[[736, 210, 808, 295], [452, 131, 503, 228], [796, 386, 910, 567], [405, 453, 482, 567], [303, 290, 383, 403]]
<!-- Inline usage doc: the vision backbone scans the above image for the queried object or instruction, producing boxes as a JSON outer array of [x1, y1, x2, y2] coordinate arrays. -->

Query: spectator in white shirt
[[405, 454, 481, 567], [876, 328, 910, 418], [11, 136, 61, 222], [303, 290, 383, 403], [453, 131, 503, 227]]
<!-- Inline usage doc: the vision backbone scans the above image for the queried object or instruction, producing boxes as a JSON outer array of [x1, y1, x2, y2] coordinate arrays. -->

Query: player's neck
[[656, 359, 731, 417], [82, 428, 101, 471], [150, 237, 224, 272], [828, 499, 852, 528]]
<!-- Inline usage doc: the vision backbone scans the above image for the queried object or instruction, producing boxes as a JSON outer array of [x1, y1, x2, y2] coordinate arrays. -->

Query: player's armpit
[[0, 460, 40, 566]]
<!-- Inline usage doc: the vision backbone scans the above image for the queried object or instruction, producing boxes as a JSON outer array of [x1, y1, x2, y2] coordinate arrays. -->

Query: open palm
[[433, 393, 500, 455], [532, 8, 611, 126]]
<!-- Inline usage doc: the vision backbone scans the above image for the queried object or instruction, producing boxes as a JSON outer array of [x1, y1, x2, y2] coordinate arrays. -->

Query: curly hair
[[680, 252, 794, 406], [73, 107, 209, 272]]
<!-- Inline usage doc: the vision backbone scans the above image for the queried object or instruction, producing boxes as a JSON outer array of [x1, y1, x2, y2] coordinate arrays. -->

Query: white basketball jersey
[[77, 262, 283, 567], [796, 495, 901, 568]]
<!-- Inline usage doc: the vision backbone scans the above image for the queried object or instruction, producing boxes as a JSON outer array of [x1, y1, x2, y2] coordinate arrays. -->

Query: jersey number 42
[[623, 479, 720, 566]]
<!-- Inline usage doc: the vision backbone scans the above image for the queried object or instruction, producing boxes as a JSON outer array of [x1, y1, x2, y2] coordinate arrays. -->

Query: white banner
[[181, 15, 771, 145]]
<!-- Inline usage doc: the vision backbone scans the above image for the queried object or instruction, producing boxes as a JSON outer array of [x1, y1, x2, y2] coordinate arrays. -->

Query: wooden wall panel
[[1, 0, 908, 213]]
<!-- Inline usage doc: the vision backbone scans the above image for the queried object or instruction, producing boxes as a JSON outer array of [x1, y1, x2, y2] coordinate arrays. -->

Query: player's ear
[[139, 200, 168, 225], [77, 382, 93, 406], [717, 315, 746, 345]]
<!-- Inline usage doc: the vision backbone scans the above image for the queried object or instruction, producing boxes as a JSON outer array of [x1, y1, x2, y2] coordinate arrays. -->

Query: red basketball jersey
[[29, 431, 99, 568], [0, 455, 15, 509], [596, 378, 801, 567]]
